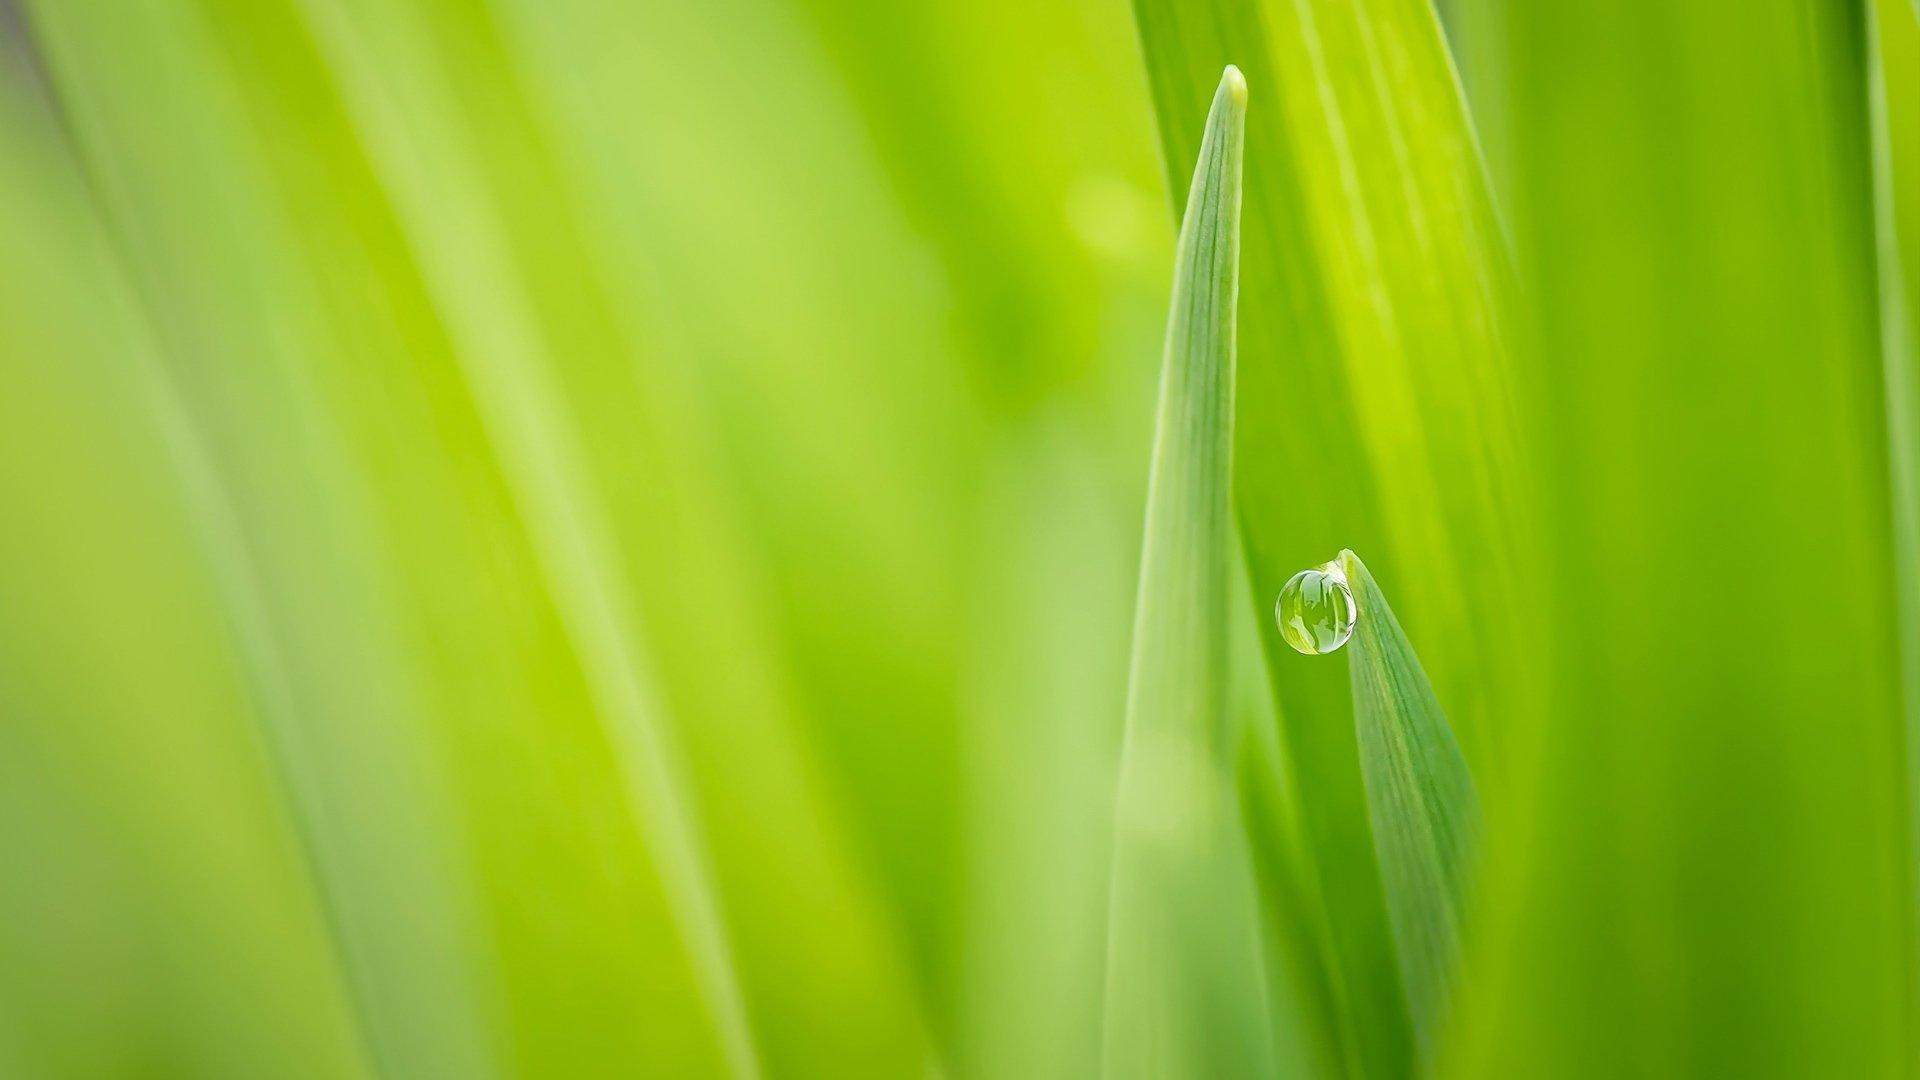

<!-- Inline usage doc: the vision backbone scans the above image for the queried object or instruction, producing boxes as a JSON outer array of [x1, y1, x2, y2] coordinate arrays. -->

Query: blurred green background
[[1, 0, 1917, 1075]]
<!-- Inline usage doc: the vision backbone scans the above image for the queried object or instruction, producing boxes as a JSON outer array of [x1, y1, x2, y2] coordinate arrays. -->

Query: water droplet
[[1275, 562, 1356, 655]]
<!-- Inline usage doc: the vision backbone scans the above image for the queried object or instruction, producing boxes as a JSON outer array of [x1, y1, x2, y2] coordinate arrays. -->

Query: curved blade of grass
[[1129, 2, 1530, 1075], [1338, 549, 1479, 1059], [1103, 67, 1278, 1078]]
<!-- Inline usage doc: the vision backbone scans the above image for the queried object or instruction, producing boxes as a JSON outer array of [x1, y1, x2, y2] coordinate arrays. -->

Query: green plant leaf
[[1103, 66, 1282, 1078], [1129, 1, 1530, 1075], [1465, 0, 1906, 1073], [22, 0, 940, 1073], [0, 81, 369, 1080], [24, 6, 516, 1073], [1339, 549, 1479, 1058], [1868, 0, 1920, 1051]]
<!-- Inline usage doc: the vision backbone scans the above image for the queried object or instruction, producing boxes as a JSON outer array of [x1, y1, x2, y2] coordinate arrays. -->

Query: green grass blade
[[1467, 0, 1906, 1073], [0, 81, 368, 1079], [22, 0, 816, 1072], [1339, 549, 1479, 1058], [277, 0, 945, 1071], [24, 6, 514, 1073], [1868, 0, 1920, 1048], [960, 437, 1134, 1078], [1118, 68, 1242, 751], [277, 2, 767, 1071], [1103, 67, 1278, 1078], [1129, 1, 1530, 1075]]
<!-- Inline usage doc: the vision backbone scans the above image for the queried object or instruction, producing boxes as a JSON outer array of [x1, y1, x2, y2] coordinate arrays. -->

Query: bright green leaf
[[1129, 1, 1531, 1075], [1103, 66, 1283, 1078], [1869, 0, 1920, 1051], [1467, 0, 1906, 1073], [1340, 549, 1479, 1059]]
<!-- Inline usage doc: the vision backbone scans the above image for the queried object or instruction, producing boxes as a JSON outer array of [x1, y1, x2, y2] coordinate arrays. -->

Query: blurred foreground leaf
[[0, 77, 368, 1080], [1869, 0, 1920, 1047], [1467, 0, 1907, 1073]]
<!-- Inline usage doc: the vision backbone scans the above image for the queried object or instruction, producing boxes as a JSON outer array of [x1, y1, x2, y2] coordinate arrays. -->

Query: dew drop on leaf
[[1275, 563, 1356, 655]]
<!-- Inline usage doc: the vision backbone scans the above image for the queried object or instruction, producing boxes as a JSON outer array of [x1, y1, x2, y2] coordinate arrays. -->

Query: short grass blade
[[1339, 550, 1479, 1059]]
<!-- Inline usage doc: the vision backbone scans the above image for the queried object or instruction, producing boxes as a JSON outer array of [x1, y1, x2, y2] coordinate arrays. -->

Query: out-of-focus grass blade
[[786, 0, 1157, 406], [281, 0, 939, 1071], [25, 4, 523, 1074], [1868, 0, 1920, 1043], [1129, 2, 1530, 1075], [473, 0, 969, 1037], [277, 3, 761, 1069], [1340, 550, 1479, 1058], [1469, 0, 1906, 1073], [767, 2, 1180, 1059], [23, 0, 793, 1072], [0, 76, 367, 1079], [959, 434, 1133, 1078], [1103, 67, 1280, 1078]]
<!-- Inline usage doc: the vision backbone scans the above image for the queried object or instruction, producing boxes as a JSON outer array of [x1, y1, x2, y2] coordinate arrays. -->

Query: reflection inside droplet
[[1275, 562, 1356, 655]]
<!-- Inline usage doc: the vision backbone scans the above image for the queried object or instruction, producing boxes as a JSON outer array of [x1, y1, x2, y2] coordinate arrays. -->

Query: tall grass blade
[[23, 0, 816, 1072], [283, 0, 947, 1071], [1469, 0, 1906, 1072], [1129, 1, 1529, 1074], [23, 5, 513, 1073], [0, 80, 368, 1078], [960, 437, 1134, 1078], [1103, 66, 1277, 1077], [280, 1, 766, 1070], [1868, 0, 1920, 1047], [1339, 549, 1479, 1058]]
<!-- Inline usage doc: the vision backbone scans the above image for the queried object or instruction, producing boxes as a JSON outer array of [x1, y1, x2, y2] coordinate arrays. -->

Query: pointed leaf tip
[[1221, 64, 1247, 104], [1102, 57, 1266, 1077]]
